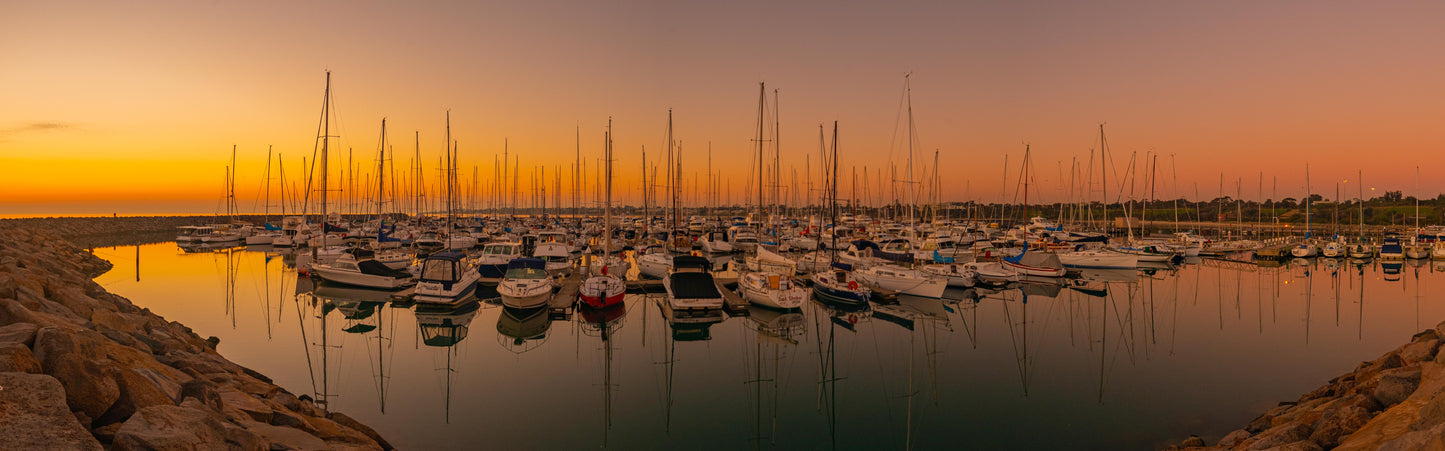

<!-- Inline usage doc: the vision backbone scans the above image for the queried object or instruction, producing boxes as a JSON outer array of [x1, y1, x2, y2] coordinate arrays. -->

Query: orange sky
[[3, 1, 1443, 215]]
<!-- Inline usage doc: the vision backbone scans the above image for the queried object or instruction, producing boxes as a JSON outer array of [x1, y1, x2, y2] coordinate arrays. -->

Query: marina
[[79, 228, 1445, 449]]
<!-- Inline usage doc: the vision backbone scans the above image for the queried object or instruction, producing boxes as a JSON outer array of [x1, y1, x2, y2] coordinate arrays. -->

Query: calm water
[[90, 243, 1445, 450]]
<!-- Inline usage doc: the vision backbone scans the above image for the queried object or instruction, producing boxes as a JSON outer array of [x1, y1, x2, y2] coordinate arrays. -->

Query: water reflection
[[86, 242, 1445, 450], [415, 300, 480, 423]]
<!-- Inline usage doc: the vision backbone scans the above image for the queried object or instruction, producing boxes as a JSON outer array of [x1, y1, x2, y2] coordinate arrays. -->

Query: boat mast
[[377, 118, 387, 225], [755, 82, 766, 223], [314, 71, 332, 262], [1099, 124, 1108, 236], [263, 145, 272, 225], [829, 121, 839, 263], [605, 118, 613, 256]]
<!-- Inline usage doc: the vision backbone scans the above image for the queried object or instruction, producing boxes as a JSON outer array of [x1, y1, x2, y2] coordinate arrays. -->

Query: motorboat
[[663, 256, 724, 310], [728, 225, 761, 253], [309, 248, 416, 290], [498, 258, 554, 309], [1379, 235, 1405, 260], [476, 241, 524, 278], [533, 242, 575, 274], [414, 252, 481, 304]]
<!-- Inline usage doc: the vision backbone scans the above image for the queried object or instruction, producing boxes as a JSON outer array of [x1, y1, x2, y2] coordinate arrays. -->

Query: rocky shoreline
[[0, 224, 393, 450], [1171, 325, 1445, 450]]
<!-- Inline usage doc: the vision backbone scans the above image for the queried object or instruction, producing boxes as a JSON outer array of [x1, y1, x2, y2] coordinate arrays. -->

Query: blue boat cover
[[933, 250, 954, 264], [264, 222, 282, 231], [324, 223, 349, 233], [1003, 246, 1027, 264]]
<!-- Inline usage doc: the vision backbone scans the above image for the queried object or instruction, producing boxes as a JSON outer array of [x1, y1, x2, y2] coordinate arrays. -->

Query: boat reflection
[[415, 300, 481, 423], [497, 306, 551, 353], [578, 301, 626, 448]]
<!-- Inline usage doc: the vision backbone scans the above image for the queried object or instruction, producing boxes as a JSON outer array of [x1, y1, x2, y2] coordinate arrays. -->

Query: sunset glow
[[4, 1, 1444, 214]]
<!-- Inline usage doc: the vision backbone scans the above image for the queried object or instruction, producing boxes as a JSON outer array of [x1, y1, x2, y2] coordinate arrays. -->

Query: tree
[[1384, 190, 1403, 202]]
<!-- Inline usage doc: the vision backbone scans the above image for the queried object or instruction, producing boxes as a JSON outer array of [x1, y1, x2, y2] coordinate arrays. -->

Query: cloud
[[0, 121, 81, 141]]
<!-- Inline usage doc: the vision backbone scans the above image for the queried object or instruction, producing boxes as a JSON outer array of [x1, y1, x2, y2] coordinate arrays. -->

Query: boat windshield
[[421, 260, 456, 280], [482, 245, 516, 255], [504, 267, 549, 279]]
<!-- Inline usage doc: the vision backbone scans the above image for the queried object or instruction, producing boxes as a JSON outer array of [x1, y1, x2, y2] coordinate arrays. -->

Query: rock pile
[[0, 227, 392, 450], [1170, 325, 1445, 450]]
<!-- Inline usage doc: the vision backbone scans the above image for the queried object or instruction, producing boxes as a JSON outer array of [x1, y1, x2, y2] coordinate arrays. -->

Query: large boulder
[[0, 342, 42, 373], [329, 412, 395, 450], [0, 322, 38, 346], [1400, 339, 1440, 364], [1372, 369, 1423, 408], [97, 367, 182, 426], [1246, 422, 1313, 450], [112, 402, 265, 451], [31, 327, 120, 422], [0, 298, 42, 327], [0, 373, 102, 450]]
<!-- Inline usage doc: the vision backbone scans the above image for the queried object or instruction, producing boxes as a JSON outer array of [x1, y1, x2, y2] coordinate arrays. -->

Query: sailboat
[[638, 110, 680, 279], [414, 111, 482, 304], [1346, 170, 1374, 259], [1291, 164, 1319, 258], [809, 121, 872, 307], [247, 145, 284, 245], [580, 120, 628, 309], [1406, 166, 1430, 259]]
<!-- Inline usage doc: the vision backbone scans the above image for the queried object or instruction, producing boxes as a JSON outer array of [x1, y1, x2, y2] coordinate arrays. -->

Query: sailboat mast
[[314, 71, 331, 261], [378, 119, 387, 222], [756, 82, 766, 222], [605, 118, 613, 255], [905, 74, 916, 226]]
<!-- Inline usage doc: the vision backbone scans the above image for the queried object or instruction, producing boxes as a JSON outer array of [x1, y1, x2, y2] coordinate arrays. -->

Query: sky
[[2, 1, 1443, 215]]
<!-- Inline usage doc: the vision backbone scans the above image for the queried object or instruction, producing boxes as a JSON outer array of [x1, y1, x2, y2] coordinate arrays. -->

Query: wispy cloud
[[0, 121, 81, 141]]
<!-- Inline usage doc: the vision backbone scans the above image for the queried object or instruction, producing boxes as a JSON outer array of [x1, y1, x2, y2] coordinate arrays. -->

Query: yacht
[[498, 258, 554, 309], [663, 256, 724, 310], [414, 252, 481, 304], [476, 241, 524, 279], [309, 248, 416, 290]]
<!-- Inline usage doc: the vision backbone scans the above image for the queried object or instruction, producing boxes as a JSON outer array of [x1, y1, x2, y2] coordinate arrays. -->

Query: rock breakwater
[[0, 226, 392, 450], [1171, 324, 1445, 450]]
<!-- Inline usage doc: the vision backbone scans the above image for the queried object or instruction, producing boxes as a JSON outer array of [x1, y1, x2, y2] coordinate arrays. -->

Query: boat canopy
[[673, 255, 712, 271], [506, 258, 547, 270], [668, 272, 721, 299], [429, 252, 467, 262]]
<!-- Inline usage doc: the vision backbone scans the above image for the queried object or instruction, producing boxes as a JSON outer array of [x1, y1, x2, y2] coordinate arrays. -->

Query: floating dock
[[547, 270, 582, 319]]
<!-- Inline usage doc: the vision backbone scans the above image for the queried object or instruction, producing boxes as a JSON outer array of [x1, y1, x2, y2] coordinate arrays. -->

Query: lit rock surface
[[1168, 327, 1445, 450], [0, 224, 391, 449]]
